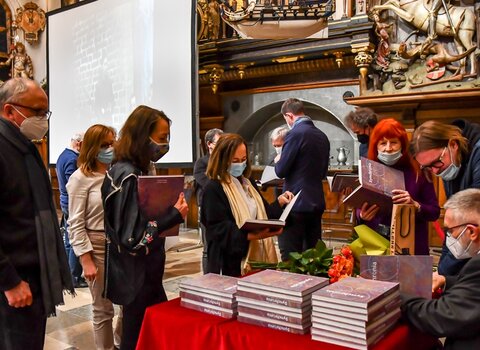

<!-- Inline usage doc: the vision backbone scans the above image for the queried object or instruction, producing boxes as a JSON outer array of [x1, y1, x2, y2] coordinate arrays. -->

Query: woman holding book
[[201, 133, 293, 277], [67, 124, 122, 349], [357, 118, 440, 255], [101, 105, 188, 350]]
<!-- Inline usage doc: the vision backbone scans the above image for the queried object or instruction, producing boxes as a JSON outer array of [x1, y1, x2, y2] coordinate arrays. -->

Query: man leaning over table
[[401, 188, 480, 350]]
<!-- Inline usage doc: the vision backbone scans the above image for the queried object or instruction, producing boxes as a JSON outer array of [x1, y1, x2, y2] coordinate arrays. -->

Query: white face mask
[[377, 149, 402, 166], [437, 147, 461, 181], [12, 105, 49, 140], [274, 146, 282, 155], [446, 226, 474, 260]]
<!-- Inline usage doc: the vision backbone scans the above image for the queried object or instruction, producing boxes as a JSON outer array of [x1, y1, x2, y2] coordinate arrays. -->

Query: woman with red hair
[[358, 118, 440, 255]]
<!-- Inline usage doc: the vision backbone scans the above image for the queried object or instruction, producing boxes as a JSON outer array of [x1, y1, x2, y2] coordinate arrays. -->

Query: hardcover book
[[179, 291, 237, 309], [312, 276, 399, 309], [240, 190, 301, 231], [236, 286, 309, 307], [137, 175, 185, 237], [238, 269, 329, 297], [343, 157, 405, 215], [180, 299, 236, 319], [237, 314, 309, 335], [236, 295, 311, 314], [179, 273, 238, 298], [360, 255, 433, 299], [327, 172, 359, 192], [259, 165, 284, 188], [237, 304, 309, 326]]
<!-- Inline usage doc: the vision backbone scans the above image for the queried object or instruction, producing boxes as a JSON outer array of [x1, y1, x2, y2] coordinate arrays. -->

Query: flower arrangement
[[327, 246, 355, 283]]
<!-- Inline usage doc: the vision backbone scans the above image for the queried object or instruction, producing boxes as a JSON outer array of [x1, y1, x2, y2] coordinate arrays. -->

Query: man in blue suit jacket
[[275, 98, 330, 261]]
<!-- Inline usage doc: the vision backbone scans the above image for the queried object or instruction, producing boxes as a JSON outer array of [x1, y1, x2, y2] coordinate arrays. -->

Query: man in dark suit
[[193, 128, 223, 272], [401, 188, 480, 350], [274, 98, 330, 261]]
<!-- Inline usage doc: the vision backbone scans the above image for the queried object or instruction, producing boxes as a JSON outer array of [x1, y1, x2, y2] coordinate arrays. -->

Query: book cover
[[179, 291, 237, 309], [236, 295, 311, 314], [179, 273, 238, 298], [137, 175, 185, 237], [237, 314, 309, 335], [312, 276, 399, 309], [240, 190, 301, 232], [180, 299, 236, 319], [259, 165, 284, 187], [311, 295, 401, 324], [328, 173, 359, 192], [238, 269, 329, 297], [237, 304, 309, 326], [236, 288, 309, 309], [360, 255, 433, 299], [343, 157, 405, 215]]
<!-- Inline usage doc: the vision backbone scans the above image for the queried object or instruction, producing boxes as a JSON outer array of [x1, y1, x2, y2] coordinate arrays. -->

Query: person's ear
[[467, 224, 479, 241]]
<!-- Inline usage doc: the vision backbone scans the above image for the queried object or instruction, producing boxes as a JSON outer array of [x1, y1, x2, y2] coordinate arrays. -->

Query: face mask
[[437, 147, 460, 181], [274, 146, 282, 155], [377, 149, 402, 166], [446, 226, 474, 259], [13, 106, 49, 140], [357, 134, 369, 145], [229, 161, 246, 177], [97, 147, 114, 164], [149, 138, 169, 162]]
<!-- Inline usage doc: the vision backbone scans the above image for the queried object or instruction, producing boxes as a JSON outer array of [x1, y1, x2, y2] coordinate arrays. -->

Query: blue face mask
[[149, 138, 169, 162], [229, 161, 246, 177], [97, 147, 114, 164], [437, 147, 461, 181]]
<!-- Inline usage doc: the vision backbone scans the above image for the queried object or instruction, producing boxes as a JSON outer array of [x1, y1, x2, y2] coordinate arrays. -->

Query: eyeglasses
[[419, 147, 447, 171], [443, 223, 478, 237], [9, 103, 52, 120]]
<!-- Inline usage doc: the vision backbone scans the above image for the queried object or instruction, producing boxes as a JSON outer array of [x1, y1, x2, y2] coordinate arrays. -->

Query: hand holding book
[[359, 202, 380, 221], [277, 191, 294, 206], [391, 189, 421, 211], [174, 192, 189, 219], [247, 227, 283, 241]]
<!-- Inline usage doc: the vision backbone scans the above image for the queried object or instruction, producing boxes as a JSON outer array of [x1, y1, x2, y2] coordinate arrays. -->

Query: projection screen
[[47, 0, 196, 166]]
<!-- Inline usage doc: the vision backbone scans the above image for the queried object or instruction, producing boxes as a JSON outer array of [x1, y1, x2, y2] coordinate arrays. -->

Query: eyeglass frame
[[8, 103, 52, 120], [419, 146, 447, 171], [443, 223, 478, 238]]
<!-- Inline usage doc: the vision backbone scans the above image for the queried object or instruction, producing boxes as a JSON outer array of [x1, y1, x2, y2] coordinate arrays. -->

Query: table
[[136, 298, 438, 350]]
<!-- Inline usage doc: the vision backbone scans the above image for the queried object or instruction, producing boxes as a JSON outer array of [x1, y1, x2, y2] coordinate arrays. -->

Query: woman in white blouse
[[67, 124, 121, 350]]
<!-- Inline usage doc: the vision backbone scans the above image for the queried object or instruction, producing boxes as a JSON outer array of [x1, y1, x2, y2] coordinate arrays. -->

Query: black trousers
[[0, 273, 46, 350], [278, 211, 323, 261]]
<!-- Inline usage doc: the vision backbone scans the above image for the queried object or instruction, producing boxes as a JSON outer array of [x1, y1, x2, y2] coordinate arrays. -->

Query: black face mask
[[357, 134, 369, 144], [149, 139, 169, 162]]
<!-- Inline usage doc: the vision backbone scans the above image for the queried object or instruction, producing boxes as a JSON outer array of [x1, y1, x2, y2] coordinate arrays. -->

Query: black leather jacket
[[101, 161, 183, 305]]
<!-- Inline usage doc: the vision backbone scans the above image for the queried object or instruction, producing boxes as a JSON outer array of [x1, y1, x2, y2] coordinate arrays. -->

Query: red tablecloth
[[136, 298, 438, 350]]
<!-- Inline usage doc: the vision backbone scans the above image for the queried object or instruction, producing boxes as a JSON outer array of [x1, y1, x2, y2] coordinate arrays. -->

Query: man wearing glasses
[[410, 119, 480, 276], [0, 78, 74, 350], [402, 188, 480, 350]]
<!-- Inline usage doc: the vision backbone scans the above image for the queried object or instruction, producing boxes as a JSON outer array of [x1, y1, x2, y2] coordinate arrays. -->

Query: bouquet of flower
[[328, 246, 354, 283]]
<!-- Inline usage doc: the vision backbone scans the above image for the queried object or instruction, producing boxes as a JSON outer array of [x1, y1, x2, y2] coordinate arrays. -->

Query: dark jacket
[[200, 178, 282, 277], [0, 118, 39, 290], [56, 148, 79, 211], [193, 154, 209, 205], [275, 118, 329, 213], [401, 254, 480, 350], [102, 161, 183, 305]]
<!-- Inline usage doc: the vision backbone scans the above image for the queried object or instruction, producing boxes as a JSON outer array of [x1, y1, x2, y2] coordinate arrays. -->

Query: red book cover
[[180, 299, 236, 319], [238, 269, 329, 297], [343, 157, 405, 215], [312, 277, 399, 309], [179, 291, 236, 309], [179, 273, 238, 298], [237, 314, 309, 335], [137, 175, 185, 237], [360, 255, 433, 299]]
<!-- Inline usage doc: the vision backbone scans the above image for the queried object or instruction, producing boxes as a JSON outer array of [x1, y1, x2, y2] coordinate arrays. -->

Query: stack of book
[[311, 277, 401, 349], [179, 273, 238, 319], [236, 270, 329, 334]]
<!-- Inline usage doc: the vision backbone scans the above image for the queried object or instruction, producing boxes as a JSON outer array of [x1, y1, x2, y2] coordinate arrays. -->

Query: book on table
[[259, 165, 284, 188], [342, 157, 405, 215], [327, 172, 359, 192], [237, 314, 309, 335], [238, 269, 329, 298], [311, 276, 399, 310], [180, 298, 237, 319], [237, 302, 310, 325], [359, 255, 433, 299], [239, 190, 302, 232], [137, 175, 185, 237], [179, 273, 238, 299], [236, 285, 311, 309], [179, 290, 237, 310]]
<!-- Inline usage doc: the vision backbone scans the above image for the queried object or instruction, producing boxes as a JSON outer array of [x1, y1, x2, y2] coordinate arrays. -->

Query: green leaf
[[289, 252, 303, 261]]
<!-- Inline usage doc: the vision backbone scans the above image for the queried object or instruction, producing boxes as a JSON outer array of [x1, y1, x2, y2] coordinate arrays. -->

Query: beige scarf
[[221, 176, 278, 274]]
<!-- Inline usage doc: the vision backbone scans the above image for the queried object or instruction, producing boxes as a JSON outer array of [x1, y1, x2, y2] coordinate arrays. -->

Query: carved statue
[[371, 0, 477, 76], [370, 12, 393, 69], [207, 0, 221, 40], [0, 42, 33, 79]]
